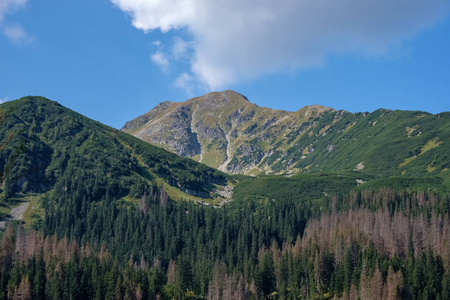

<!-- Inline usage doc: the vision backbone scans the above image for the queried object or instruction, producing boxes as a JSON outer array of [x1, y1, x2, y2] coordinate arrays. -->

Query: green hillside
[[0, 96, 230, 207], [289, 109, 450, 177]]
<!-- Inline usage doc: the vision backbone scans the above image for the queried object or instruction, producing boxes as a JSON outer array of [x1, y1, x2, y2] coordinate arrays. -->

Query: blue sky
[[1, 0, 449, 129]]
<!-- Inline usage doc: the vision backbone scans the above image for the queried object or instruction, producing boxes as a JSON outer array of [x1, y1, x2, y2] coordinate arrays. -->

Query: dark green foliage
[[0, 97, 228, 205], [256, 251, 276, 298], [1, 185, 450, 299], [233, 172, 359, 203]]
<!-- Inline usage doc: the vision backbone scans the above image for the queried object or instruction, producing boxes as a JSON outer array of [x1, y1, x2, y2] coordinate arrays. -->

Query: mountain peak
[[122, 91, 342, 173], [123, 90, 449, 176], [187, 90, 251, 108], [200, 90, 249, 101]]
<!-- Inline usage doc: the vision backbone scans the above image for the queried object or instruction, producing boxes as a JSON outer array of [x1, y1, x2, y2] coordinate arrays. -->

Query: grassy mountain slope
[[0, 96, 230, 208], [123, 90, 450, 179]]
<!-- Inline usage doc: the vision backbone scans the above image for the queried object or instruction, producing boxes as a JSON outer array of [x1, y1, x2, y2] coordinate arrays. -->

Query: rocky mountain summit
[[123, 90, 449, 176]]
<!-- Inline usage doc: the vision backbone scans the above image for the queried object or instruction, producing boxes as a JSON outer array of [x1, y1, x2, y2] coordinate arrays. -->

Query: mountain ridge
[[123, 90, 450, 177], [0, 96, 231, 207]]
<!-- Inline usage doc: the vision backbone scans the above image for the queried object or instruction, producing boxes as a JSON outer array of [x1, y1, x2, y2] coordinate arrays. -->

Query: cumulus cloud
[[112, 0, 450, 89], [3, 24, 34, 45]]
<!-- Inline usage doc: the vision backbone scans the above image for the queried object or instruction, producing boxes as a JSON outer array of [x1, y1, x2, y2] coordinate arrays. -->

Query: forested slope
[[1, 188, 449, 299], [0, 96, 449, 299], [0, 96, 229, 206]]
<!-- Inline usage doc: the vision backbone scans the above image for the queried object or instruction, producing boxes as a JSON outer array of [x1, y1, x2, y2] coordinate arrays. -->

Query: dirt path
[[0, 202, 29, 229]]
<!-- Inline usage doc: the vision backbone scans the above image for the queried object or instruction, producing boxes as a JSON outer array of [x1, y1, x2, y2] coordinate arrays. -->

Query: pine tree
[[13, 276, 31, 300], [256, 251, 276, 298]]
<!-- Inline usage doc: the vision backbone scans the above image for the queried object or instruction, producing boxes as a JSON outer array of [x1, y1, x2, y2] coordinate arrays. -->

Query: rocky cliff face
[[122, 90, 450, 177]]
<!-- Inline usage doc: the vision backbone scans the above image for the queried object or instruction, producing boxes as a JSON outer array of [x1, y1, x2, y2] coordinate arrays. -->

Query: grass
[[399, 156, 417, 168], [442, 174, 450, 189], [343, 121, 356, 133], [405, 126, 418, 137], [156, 178, 231, 205], [158, 178, 204, 203], [427, 165, 437, 173], [0, 193, 46, 229], [191, 154, 201, 161], [22, 193, 46, 229], [118, 195, 139, 205], [399, 138, 443, 168], [201, 143, 225, 169], [0, 204, 10, 219], [421, 137, 442, 153]]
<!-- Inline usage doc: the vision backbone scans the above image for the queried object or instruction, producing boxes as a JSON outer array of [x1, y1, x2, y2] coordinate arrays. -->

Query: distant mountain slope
[[0, 96, 230, 204], [123, 90, 450, 177]]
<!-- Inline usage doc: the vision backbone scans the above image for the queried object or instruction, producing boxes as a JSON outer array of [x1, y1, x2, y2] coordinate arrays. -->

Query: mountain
[[123, 90, 450, 178], [0, 96, 231, 206], [1, 95, 449, 300]]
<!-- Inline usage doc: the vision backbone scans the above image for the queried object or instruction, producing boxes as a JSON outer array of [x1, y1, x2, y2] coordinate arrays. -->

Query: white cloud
[[175, 72, 196, 95], [0, 0, 27, 23], [112, 0, 450, 89], [0, 97, 10, 104], [3, 24, 33, 45], [1, 0, 32, 46], [151, 51, 170, 72], [152, 40, 162, 47], [150, 38, 191, 72], [172, 37, 189, 58]]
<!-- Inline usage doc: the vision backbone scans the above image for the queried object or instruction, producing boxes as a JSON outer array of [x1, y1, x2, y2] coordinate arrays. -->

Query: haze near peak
[[111, 0, 449, 90]]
